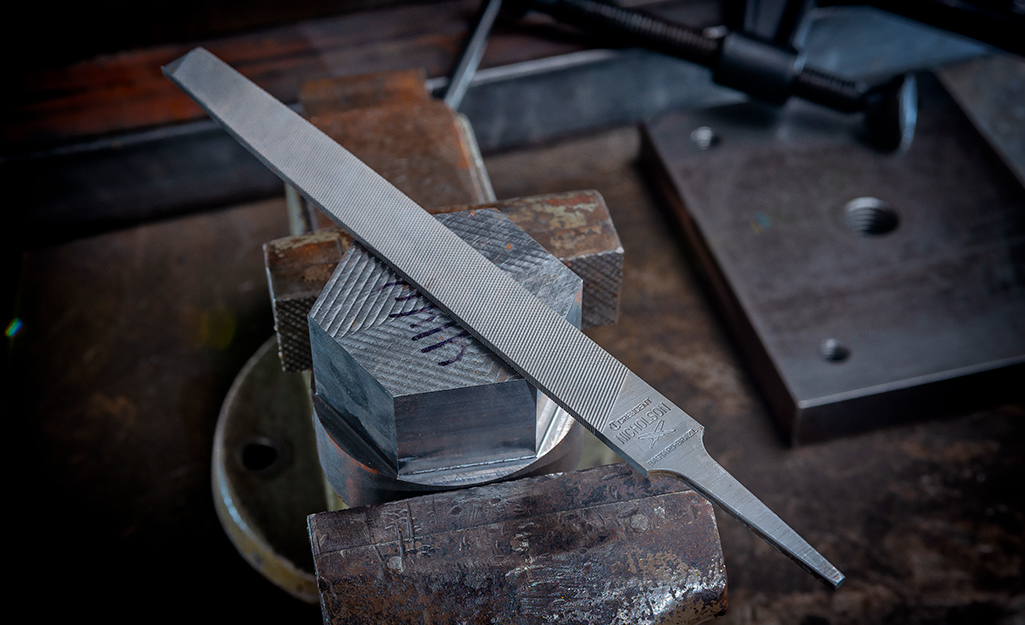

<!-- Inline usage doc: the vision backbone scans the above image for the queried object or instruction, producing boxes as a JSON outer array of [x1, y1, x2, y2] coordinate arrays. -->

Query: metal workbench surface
[[10, 120, 1022, 623], [6, 2, 1023, 622]]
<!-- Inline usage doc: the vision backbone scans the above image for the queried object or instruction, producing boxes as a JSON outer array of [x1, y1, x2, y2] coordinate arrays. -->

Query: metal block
[[266, 190, 622, 371], [298, 69, 494, 215], [263, 229, 351, 372], [309, 209, 582, 499], [643, 72, 1025, 444], [308, 462, 727, 625], [299, 68, 431, 117], [262, 69, 501, 371], [439, 190, 624, 329], [303, 99, 494, 223], [13, 10, 989, 239]]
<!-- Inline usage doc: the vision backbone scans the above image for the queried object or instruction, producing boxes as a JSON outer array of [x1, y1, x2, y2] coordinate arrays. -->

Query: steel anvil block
[[309, 209, 582, 478], [308, 463, 727, 625]]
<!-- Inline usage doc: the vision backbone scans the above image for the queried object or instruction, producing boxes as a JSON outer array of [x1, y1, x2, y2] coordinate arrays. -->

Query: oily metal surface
[[484, 124, 1025, 624], [309, 463, 727, 625], [642, 71, 1025, 444], [165, 47, 842, 586], [299, 68, 431, 118]]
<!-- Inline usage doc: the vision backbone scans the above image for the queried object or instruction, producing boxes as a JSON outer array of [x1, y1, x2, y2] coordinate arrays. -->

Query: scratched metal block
[[309, 463, 727, 625], [267, 190, 622, 371], [309, 209, 582, 479]]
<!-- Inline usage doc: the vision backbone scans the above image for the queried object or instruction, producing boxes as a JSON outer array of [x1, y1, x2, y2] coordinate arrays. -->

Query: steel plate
[[643, 72, 1025, 444]]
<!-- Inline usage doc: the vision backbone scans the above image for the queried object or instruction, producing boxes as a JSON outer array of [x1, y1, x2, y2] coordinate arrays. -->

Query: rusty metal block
[[264, 229, 350, 371], [266, 191, 623, 371], [265, 69, 505, 370], [300, 69, 431, 117], [443, 190, 625, 330], [304, 99, 493, 220], [309, 463, 727, 624]]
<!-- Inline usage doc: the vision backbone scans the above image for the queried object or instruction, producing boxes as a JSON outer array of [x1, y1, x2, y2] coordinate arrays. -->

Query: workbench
[[6, 1, 1023, 622]]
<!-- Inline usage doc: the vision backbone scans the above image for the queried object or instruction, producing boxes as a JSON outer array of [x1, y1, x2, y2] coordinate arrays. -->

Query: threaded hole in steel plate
[[820, 338, 850, 363], [240, 437, 281, 472], [844, 197, 899, 236], [690, 126, 720, 149]]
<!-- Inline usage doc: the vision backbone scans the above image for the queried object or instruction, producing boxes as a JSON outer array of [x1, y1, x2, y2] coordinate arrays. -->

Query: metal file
[[164, 47, 844, 587]]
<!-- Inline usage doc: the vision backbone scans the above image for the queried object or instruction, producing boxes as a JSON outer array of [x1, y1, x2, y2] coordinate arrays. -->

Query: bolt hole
[[240, 437, 280, 472], [844, 197, 899, 236], [820, 339, 850, 363], [690, 126, 720, 149]]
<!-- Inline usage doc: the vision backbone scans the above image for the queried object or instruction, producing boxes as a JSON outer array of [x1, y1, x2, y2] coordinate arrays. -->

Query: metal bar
[[443, 0, 504, 110], [9, 11, 987, 241]]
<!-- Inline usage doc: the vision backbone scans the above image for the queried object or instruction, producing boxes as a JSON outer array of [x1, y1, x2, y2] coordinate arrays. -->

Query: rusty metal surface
[[309, 463, 727, 624], [306, 101, 493, 216], [212, 337, 323, 603], [451, 190, 624, 329], [264, 229, 350, 371], [12, 100, 1025, 625], [300, 68, 431, 117], [267, 190, 622, 370], [484, 120, 1025, 623], [299, 69, 492, 217], [11, 198, 320, 620], [297, 70, 495, 234]]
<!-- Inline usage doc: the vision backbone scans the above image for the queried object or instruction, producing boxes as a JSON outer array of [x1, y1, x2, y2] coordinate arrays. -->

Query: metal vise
[[261, 69, 623, 505], [309, 208, 586, 504]]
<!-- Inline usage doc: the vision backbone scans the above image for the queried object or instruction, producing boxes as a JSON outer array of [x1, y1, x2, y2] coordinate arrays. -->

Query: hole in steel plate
[[690, 126, 720, 149], [820, 338, 850, 363], [844, 197, 899, 236], [240, 437, 282, 473]]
